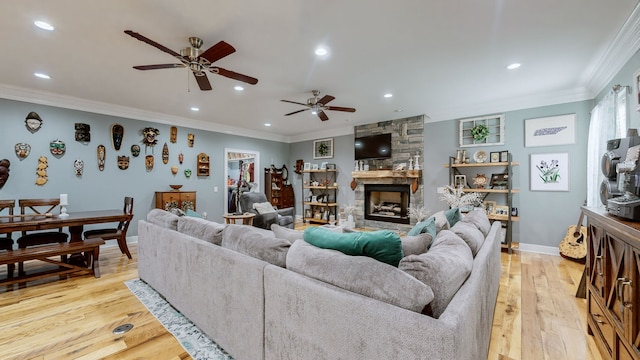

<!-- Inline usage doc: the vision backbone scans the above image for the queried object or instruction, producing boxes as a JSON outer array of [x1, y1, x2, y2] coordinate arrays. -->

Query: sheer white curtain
[[586, 87, 629, 207]]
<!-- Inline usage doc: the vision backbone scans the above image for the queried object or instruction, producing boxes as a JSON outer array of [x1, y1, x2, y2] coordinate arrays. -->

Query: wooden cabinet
[[155, 191, 196, 212], [302, 169, 338, 224], [446, 153, 519, 253], [265, 166, 295, 209], [584, 206, 640, 360], [197, 153, 210, 176]]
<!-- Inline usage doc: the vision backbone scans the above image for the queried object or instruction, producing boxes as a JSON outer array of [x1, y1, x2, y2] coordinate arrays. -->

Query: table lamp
[[59, 193, 69, 217]]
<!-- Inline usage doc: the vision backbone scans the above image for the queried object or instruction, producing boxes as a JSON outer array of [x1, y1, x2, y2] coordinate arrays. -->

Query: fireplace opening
[[364, 184, 410, 224]]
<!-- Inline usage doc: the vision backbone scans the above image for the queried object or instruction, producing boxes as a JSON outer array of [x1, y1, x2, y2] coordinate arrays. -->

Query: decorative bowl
[[169, 184, 183, 190]]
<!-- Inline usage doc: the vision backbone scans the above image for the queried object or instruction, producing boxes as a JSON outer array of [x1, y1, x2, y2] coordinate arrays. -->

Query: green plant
[[470, 124, 490, 141], [318, 142, 329, 156]]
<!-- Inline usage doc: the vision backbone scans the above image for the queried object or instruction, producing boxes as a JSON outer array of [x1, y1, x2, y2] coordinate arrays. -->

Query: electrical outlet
[[437, 187, 445, 194]]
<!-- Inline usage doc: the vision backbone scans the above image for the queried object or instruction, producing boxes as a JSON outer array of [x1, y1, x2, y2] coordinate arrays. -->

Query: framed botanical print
[[313, 138, 334, 159]]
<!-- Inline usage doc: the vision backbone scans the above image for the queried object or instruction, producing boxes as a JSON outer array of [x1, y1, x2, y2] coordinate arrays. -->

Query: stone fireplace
[[364, 184, 410, 224]]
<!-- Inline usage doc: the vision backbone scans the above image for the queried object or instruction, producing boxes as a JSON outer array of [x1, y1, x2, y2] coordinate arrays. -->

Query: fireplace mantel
[[351, 170, 421, 179]]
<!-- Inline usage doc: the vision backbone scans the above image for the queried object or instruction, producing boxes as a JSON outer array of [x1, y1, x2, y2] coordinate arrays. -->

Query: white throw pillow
[[253, 201, 276, 214]]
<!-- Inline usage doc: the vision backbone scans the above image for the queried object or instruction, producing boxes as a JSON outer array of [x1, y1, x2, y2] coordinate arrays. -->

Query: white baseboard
[[517, 243, 560, 256]]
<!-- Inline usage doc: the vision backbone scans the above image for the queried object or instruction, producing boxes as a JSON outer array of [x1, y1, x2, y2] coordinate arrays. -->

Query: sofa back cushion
[[177, 216, 226, 245], [287, 240, 434, 313], [450, 221, 485, 256], [303, 227, 404, 267], [146, 209, 179, 231], [407, 217, 437, 237], [271, 224, 304, 242], [400, 233, 433, 256], [460, 208, 492, 236], [399, 230, 473, 318], [222, 224, 290, 267]]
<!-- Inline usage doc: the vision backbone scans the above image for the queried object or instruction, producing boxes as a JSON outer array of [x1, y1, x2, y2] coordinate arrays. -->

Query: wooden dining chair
[[0, 200, 16, 278], [83, 197, 134, 259], [17, 198, 69, 275]]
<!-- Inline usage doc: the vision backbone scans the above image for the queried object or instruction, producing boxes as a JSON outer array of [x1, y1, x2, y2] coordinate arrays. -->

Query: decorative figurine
[[74, 123, 91, 142], [131, 144, 141, 157], [14, 143, 31, 159], [112, 124, 124, 150], [25, 111, 43, 133], [413, 152, 421, 171], [473, 173, 488, 189], [49, 139, 66, 156], [0, 159, 10, 188], [74, 159, 84, 176], [117, 155, 130, 170], [97, 145, 106, 171]]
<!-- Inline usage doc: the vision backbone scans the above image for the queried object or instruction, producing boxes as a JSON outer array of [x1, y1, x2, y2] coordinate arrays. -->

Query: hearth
[[364, 184, 410, 224]]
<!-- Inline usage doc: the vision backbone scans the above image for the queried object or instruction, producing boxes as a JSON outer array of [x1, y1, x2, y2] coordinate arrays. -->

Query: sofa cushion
[[287, 240, 434, 313], [407, 217, 437, 237], [460, 208, 491, 236], [399, 230, 473, 318], [303, 227, 404, 267], [271, 223, 304, 242], [450, 221, 485, 256], [146, 209, 179, 231], [444, 208, 462, 227], [429, 210, 451, 232], [177, 216, 226, 245], [400, 233, 433, 256], [222, 224, 289, 267], [185, 209, 202, 218], [253, 201, 276, 214]]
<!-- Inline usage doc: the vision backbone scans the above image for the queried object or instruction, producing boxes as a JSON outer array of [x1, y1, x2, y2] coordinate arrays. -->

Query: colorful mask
[[117, 155, 130, 170], [74, 123, 91, 142], [25, 112, 43, 133], [142, 127, 160, 147], [145, 155, 154, 171], [162, 143, 169, 164], [184, 169, 192, 178], [0, 159, 10, 188], [131, 144, 141, 157], [97, 145, 105, 171], [187, 133, 195, 147], [74, 159, 84, 176], [49, 139, 66, 156], [14, 143, 31, 159]]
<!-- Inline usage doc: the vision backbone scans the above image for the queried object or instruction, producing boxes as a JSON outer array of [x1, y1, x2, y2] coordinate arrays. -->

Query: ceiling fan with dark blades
[[124, 30, 258, 91], [281, 90, 356, 121]]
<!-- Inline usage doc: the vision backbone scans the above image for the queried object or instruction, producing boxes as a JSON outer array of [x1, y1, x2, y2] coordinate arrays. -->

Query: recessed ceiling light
[[34, 21, 54, 31], [264, 123, 272, 127], [34, 72, 50, 79], [394, 109, 403, 112], [384, 93, 393, 98], [234, 85, 244, 91], [190, 107, 199, 111], [506, 63, 521, 70], [315, 47, 328, 56]]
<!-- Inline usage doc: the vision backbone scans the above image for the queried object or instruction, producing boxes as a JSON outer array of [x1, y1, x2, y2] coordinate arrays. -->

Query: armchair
[[239, 192, 294, 229]]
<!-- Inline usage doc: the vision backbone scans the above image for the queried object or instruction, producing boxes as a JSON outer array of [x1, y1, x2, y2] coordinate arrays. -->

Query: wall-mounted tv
[[354, 133, 392, 160]]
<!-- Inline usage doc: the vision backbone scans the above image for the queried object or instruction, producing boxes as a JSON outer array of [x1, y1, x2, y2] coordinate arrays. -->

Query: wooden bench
[[0, 239, 105, 286]]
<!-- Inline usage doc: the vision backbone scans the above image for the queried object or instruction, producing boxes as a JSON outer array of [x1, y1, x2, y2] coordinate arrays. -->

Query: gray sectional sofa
[[137, 208, 502, 360]]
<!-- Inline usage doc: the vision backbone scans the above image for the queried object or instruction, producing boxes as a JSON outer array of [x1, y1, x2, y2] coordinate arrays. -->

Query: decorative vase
[[455, 150, 462, 164]]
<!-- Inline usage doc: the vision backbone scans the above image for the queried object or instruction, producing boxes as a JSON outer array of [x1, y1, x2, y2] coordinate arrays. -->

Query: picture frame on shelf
[[482, 201, 496, 215], [304, 162, 311, 171], [494, 205, 509, 216], [524, 114, 576, 147], [500, 151, 509, 162], [326, 163, 336, 170], [311, 195, 318, 203], [490, 173, 509, 189], [305, 209, 312, 218], [312, 163, 319, 170], [490, 152, 500, 163], [313, 138, 334, 159], [320, 162, 328, 169], [454, 174, 467, 188]]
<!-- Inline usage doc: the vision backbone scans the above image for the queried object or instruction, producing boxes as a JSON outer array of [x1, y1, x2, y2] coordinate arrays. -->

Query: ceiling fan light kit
[[281, 90, 356, 121]]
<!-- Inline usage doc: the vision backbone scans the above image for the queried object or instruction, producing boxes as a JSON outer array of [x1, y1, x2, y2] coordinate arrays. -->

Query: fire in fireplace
[[364, 184, 410, 224]]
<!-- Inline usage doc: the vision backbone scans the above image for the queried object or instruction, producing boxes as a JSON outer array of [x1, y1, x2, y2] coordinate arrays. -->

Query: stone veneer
[[352, 115, 424, 232]]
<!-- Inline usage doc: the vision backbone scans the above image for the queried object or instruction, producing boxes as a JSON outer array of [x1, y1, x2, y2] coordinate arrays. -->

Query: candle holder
[[59, 193, 69, 217]]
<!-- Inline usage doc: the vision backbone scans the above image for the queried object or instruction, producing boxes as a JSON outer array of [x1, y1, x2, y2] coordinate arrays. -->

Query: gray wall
[[0, 98, 290, 237]]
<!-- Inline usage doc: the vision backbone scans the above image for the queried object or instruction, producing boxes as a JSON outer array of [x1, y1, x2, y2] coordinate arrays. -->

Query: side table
[[223, 213, 256, 225]]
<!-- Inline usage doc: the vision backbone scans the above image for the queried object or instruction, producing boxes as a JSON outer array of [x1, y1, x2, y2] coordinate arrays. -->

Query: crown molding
[[0, 84, 289, 143]]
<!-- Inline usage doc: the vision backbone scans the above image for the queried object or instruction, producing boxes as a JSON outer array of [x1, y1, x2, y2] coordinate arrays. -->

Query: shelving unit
[[197, 152, 210, 176], [265, 166, 295, 209], [302, 169, 338, 224], [446, 154, 518, 253]]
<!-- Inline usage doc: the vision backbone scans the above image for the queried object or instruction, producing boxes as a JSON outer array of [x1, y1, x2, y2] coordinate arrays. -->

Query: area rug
[[125, 278, 233, 360]]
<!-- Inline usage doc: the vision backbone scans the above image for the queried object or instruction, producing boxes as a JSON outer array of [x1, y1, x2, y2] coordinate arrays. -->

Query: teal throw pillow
[[407, 217, 437, 238], [445, 208, 462, 227], [185, 209, 202, 218], [303, 227, 404, 267]]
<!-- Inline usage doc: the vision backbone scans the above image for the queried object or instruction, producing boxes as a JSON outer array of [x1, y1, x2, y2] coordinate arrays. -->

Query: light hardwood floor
[[0, 244, 602, 359]]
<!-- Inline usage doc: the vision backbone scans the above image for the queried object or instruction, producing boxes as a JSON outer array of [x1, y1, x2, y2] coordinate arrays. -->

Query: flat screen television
[[354, 133, 392, 160]]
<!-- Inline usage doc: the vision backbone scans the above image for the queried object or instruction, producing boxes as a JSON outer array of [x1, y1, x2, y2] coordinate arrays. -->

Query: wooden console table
[[223, 213, 255, 225]]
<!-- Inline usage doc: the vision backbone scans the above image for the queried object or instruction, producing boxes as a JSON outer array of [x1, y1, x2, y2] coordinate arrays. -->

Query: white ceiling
[[0, 0, 639, 143]]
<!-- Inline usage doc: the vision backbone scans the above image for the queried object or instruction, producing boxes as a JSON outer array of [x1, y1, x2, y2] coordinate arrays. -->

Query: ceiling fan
[[124, 30, 258, 91], [281, 90, 356, 121]]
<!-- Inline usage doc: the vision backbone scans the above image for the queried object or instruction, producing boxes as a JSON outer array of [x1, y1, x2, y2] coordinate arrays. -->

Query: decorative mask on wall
[[97, 145, 105, 171], [14, 143, 31, 160], [117, 155, 130, 170], [74, 123, 91, 142], [142, 127, 160, 147], [187, 133, 195, 147], [131, 144, 141, 157], [170, 126, 178, 143], [49, 139, 66, 156], [178, 152, 184, 164], [25, 112, 43, 133], [0, 159, 10, 189], [171, 165, 179, 175], [74, 159, 84, 176], [184, 169, 192, 178], [145, 155, 154, 171], [36, 156, 48, 186], [162, 142, 169, 164], [294, 159, 304, 174], [112, 124, 124, 150]]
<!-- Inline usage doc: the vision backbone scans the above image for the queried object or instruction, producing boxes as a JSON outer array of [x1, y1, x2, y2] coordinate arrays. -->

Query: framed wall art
[[500, 151, 509, 162], [454, 174, 467, 188], [313, 138, 334, 159], [490, 152, 500, 163], [459, 114, 505, 147], [530, 152, 569, 191], [634, 67, 640, 111], [482, 201, 496, 215], [304, 162, 311, 171], [524, 114, 576, 147]]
